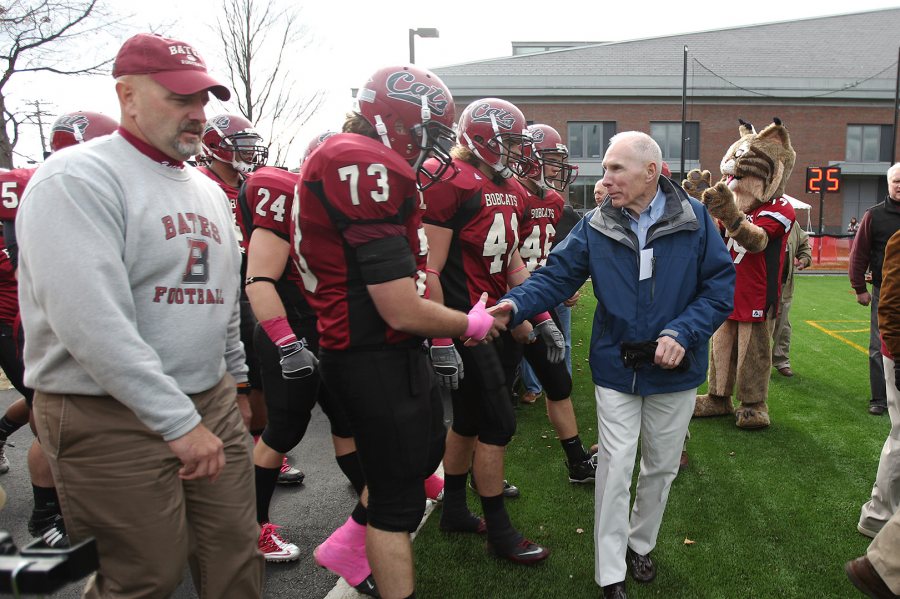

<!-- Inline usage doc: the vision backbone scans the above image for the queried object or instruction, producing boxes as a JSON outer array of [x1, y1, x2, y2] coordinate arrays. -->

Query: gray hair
[[608, 131, 662, 174], [888, 162, 900, 180]]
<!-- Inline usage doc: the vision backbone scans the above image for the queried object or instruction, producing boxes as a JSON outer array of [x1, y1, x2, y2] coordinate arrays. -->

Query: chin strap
[[374, 114, 392, 151]]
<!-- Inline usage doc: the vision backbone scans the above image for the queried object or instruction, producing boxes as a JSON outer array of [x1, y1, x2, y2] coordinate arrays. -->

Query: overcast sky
[[6, 0, 900, 166]]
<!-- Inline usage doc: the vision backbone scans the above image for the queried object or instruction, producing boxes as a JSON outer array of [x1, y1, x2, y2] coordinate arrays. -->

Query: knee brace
[[366, 478, 427, 534]]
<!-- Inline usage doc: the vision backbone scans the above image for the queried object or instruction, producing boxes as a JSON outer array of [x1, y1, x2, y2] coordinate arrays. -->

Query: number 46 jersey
[[294, 133, 427, 351]]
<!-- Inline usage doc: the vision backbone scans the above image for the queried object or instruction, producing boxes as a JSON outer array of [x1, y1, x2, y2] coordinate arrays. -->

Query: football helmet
[[201, 114, 268, 173], [49, 111, 118, 153], [354, 64, 457, 190], [458, 98, 531, 179], [300, 130, 337, 168], [526, 124, 577, 191]]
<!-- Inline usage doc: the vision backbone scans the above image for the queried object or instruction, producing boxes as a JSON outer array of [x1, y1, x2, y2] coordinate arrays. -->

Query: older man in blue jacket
[[496, 131, 734, 599]]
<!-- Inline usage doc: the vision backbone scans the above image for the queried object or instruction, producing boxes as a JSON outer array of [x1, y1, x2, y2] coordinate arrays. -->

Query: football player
[[0, 111, 116, 549], [514, 124, 596, 483], [195, 114, 296, 481], [422, 98, 551, 565], [295, 65, 502, 598], [241, 158, 380, 594]]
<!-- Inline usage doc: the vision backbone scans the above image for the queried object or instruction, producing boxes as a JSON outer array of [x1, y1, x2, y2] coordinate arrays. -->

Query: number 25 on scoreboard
[[806, 166, 841, 193]]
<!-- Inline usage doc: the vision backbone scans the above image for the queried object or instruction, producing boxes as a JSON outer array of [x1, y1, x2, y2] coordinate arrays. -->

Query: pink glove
[[464, 293, 494, 341]]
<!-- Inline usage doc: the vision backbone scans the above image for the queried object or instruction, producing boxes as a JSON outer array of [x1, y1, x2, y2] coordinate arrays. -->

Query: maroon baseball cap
[[112, 33, 231, 101]]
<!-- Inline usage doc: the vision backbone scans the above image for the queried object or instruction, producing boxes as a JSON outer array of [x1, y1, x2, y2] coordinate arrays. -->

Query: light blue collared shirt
[[624, 185, 666, 249]]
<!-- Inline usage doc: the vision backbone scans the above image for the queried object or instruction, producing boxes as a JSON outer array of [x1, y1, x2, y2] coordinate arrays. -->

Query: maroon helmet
[[50, 111, 118, 152], [300, 130, 337, 168], [458, 98, 531, 179], [525, 124, 577, 191], [354, 64, 457, 190], [201, 113, 267, 173]]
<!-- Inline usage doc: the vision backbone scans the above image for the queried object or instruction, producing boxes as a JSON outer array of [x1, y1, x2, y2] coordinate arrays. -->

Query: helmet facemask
[[536, 151, 578, 191], [412, 96, 458, 191]]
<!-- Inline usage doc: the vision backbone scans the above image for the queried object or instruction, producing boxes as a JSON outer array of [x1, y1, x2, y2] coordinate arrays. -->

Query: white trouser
[[859, 356, 900, 532], [593, 385, 695, 586]]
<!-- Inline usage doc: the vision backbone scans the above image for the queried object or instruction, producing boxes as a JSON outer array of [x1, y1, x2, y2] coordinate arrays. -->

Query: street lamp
[[409, 28, 439, 64]]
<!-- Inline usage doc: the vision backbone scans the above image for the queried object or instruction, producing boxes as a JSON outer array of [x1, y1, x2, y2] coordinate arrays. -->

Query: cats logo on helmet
[[53, 114, 90, 139], [470, 104, 516, 130], [385, 71, 449, 117], [530, 127, 545, 144]]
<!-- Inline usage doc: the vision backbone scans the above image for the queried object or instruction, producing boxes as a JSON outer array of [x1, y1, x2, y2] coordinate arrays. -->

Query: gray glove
[[430, 341, 464, 389], [278, 340, 318, 379], [535, 319, 565, 364]]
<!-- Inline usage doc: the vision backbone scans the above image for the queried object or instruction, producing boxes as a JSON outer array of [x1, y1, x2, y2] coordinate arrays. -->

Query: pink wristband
[[464, 300, 494, 340], [531, 311, 552, 325], [260, 316, 298, 347], [508, 264, 526, 276]]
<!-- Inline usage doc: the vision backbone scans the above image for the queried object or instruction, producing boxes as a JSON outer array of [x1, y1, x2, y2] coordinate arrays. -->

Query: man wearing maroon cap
[[16, 33, 264, 598]]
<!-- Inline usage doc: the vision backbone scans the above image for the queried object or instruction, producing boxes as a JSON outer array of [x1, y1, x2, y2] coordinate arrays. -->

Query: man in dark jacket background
[[495, 131, 734, 599], [849, 162, 900, 416]]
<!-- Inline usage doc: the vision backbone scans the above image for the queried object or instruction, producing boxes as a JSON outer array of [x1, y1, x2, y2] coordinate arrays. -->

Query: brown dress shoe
[[626, 547, 656, 583], [870, 404, 887, 416], [679, 450, 689, 471], [601, 581, 627, 599], [777, 366, 794, 377], [845, 556, 900, 598]]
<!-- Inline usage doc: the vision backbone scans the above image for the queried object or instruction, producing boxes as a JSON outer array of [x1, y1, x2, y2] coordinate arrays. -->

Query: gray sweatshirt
[[17, 133, 247, 441]]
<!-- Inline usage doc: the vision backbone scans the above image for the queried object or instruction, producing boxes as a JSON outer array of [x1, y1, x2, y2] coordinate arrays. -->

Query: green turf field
[[413, 275, 887, 598]]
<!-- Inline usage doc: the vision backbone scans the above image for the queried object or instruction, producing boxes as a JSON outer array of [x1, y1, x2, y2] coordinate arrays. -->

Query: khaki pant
[[868, 499, 900, 593], [34, 375, 264, 599], [593, 385, 695, 586], [859, 356, 900, 534], [771, 298, 793, 369]]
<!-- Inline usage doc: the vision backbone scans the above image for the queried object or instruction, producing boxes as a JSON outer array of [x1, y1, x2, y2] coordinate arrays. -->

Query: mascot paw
[[701, 182, 739, 223], [735, 405, 770, 429], [693, 394, 734, 418], [682, 169, 712, 200]]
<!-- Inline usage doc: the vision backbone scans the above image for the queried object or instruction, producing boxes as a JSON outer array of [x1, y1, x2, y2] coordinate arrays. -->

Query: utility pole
[[24, 100, 55, 158]]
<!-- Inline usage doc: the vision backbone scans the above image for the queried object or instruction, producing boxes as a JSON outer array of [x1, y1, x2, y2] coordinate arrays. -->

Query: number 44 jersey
[[294, 133, 427, 351], [422, 157, 526, 312]]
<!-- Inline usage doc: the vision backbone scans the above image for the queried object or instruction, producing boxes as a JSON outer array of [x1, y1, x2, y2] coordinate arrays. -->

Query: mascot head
[[720, 118, 796, 211]]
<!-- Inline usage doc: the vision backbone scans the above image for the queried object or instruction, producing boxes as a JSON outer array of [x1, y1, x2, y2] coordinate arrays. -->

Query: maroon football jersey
[[0, 168, 36, 222], [518, 185, 564, 272], [245, 166, 313, 316], [423, 158, 526, 311], [0, 246, 16, 326], [725, 197, 796, 321], [196, 165, 250, 254], [295, 133, 427, 350]]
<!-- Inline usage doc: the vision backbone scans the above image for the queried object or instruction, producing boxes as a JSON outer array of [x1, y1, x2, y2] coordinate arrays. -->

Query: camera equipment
[[0, 532, 97, 596], [620, 341, 691, 372]]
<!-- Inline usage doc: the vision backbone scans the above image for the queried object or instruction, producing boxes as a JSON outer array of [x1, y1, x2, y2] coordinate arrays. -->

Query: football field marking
[[805, 320, 868, 354]]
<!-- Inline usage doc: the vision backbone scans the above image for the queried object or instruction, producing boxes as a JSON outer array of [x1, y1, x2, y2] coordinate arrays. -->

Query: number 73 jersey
[[293, 133, 427, 350], [422, 158, 525, 312]]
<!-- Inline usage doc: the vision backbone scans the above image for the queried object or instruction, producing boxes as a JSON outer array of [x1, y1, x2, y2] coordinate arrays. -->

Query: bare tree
[[0, 0, 119, 168], [215, 0, 323, 167]]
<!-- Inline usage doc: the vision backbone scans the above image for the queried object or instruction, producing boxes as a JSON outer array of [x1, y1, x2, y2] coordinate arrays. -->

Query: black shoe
[[439, 512, 487, 534], [353, 574, 380, 598], [601, 581, 627, 599], [469, 473, 520, 498], [869, 404, 886, 415], [27, 508, 59, 538], [567, 455, 596, 484], [626, 547, 656, 583], [37, 514, 69, 548], [487, 537, 549, 565]]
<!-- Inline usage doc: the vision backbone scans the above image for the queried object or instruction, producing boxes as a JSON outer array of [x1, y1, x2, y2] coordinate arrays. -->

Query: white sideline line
[[322, 463, 445, 599]]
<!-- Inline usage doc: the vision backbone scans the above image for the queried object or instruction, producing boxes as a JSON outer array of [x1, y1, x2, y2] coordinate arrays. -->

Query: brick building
[[432, 8, 900, 231]]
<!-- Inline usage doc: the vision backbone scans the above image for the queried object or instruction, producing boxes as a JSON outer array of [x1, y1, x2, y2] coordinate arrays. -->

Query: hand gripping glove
[[430, 338, 464, 390], [534, 319, 565, 364], [278, 340, 318, 379]]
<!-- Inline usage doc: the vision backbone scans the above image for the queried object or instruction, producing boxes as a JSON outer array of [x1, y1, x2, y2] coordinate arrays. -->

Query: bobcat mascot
[[683, 119, 796, 429]]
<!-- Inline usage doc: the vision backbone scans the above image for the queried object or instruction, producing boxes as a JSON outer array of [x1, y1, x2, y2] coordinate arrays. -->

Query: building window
[[846, 125, 894, 162], [650, 122, 699, 162], [568, 176, 601, 213], [568, 122, 616, 160]]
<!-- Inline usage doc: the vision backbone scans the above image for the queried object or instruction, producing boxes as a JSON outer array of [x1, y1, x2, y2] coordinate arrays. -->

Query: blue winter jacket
[[502, 176, 735, 396]]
